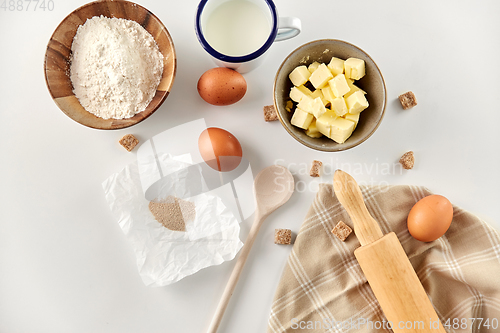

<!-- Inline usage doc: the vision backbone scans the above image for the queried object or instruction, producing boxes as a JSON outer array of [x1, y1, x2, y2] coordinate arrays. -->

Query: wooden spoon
[[207, 165, 294, 333]]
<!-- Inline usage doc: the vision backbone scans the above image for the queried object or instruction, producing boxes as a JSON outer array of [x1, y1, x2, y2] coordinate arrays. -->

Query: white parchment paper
[[102, 155, 243, 287]]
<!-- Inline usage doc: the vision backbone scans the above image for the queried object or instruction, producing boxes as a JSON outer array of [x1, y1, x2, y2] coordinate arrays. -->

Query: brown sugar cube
[[331, 221, 352, 241], [310, 160, 322, 177], [263, 105, 278, 122], [399, 151, 415, 170], [398, 91, 418, 110], [119, 134, 139, 152], [275, 229, 292, 245]]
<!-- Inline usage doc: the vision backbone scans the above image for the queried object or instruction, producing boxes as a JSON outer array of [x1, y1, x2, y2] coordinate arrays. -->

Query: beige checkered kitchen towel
[[268, 184, 500, 333]]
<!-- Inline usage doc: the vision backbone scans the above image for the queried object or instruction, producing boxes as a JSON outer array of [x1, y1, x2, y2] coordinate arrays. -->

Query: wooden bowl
[[44, 0, 176, 130], [274, 39, 386, 152]]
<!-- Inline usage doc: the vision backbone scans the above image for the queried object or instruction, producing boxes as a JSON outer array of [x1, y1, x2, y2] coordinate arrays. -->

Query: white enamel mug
[[195, 0, 301, 73]]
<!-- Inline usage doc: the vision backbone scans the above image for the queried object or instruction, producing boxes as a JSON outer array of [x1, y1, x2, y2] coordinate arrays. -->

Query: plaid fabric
[[268, 184, 500, 333]]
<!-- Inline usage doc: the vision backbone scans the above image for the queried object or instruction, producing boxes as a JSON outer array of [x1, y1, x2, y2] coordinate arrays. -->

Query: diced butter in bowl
[[273, 39, 386, 152]]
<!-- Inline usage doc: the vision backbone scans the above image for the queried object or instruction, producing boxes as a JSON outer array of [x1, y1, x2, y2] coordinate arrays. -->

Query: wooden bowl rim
[[43, 0, 177, 130]]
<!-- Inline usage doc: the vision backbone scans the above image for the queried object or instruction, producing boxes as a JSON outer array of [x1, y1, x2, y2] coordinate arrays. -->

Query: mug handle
[[275, 17, 301, 42]]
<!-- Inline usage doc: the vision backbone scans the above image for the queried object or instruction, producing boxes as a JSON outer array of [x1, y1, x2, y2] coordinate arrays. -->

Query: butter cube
[[344, 79, 366, 98], [330, 97, 348, 117], [346, 91, 369, 114], [329, 118, 355, 144], [305, 119, 323, 138], [328, 57, 345, 76], [328, 74, 350, 97], [316, 110, 338, 137], [343, 112, 360, 130], [291, 108, 314, 129], [321, 86, 337, 103], [311, 97, 327, 119], [346, 78, 366, 92], [297, 95, 314, 114], [290, 85, 312, 102], [309, 63, 333, 89], [344, 58, 365, 80], [289, 65, 311, 86], [308, 61, 321, 74], [310, 89, 328, 106]]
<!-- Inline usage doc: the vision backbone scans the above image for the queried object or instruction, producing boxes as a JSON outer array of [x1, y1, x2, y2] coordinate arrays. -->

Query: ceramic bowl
[[44, 0, 176, 130], [273, 39, 386, 152]]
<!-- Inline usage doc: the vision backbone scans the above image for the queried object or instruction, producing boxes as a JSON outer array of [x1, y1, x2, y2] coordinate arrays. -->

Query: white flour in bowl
[[70, 16, 164, 120]]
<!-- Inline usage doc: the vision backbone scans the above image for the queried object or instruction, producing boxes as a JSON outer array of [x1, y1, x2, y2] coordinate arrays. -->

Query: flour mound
[[70, 16, 164, 120]]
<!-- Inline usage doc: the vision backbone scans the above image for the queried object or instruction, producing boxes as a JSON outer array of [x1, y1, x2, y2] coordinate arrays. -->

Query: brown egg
[[198, 127, 242, 172], [407, 194, 453, 242], [197, 68, 247, 106]]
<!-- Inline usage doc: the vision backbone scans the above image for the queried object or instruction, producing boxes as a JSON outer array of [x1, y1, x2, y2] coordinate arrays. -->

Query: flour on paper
[[149, 196, 196, 232]]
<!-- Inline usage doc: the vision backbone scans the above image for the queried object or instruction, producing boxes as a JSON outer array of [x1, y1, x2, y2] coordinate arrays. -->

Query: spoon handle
[[207, 212, 264, 333]]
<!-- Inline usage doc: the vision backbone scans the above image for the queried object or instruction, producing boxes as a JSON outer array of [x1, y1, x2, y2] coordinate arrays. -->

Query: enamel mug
[[195, 0, 301, 73]]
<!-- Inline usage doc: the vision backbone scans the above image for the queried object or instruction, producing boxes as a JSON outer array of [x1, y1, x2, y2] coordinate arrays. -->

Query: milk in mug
[[204, 0, 271, 57]]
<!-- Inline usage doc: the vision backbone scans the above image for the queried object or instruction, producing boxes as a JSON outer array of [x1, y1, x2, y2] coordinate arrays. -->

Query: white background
[[1, 0, 499, 332]]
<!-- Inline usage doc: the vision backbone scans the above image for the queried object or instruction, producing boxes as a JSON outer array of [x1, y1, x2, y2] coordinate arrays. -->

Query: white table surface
[[1, 0, 499, 332]]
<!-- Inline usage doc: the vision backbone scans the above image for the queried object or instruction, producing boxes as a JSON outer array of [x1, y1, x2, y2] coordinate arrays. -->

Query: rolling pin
[[333, 170, 446, 333]]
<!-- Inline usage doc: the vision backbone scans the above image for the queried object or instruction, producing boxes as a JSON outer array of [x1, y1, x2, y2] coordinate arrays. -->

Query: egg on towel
[[407, 194, 453, 242]]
